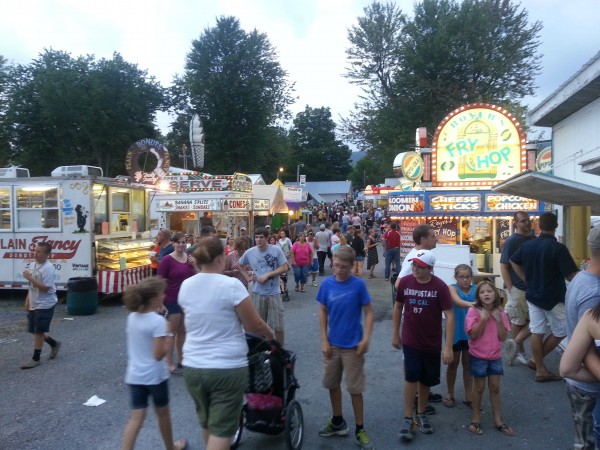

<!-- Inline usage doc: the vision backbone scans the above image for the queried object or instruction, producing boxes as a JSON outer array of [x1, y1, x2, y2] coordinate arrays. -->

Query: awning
[[492, 170, 600, 214]]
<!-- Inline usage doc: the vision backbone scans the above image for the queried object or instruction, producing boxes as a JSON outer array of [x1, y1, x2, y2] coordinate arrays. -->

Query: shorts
[[128, 379, 169, 409], [452, 339, 469, 353], [469, 355, 504, 377], [322, 346, 365, 394], [251, 292, 284, 332], [528, 301, 566, 337], [566, 383, 598, 449], [505, 286, 529, 326], [355, 256, 365, 262], [164, 302, 182, 315], [27, 306, 55, 334], [402, 344, 441, 387], [184, 366, 247, 437], [309, 258, 319, 274]]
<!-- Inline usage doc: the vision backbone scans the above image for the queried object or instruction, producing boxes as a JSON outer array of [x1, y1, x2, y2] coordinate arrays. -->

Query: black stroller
[[231, 334, 303, 449], [280, 271, 290, 302]]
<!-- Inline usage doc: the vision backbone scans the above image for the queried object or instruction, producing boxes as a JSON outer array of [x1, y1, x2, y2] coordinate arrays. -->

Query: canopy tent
[[252, 185, 288, 214]]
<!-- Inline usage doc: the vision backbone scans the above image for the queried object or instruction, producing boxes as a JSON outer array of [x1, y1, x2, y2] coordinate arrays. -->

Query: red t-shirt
[[396, 274, 453, 353], [386, 229, 400, 249]]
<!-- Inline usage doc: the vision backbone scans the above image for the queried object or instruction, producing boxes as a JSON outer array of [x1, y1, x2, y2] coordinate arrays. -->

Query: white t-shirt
[[125, 312, 169, 385], [179, 273, 249, 369], [28, 261, 58, 310]]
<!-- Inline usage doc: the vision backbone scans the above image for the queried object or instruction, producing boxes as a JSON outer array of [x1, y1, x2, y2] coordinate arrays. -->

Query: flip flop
[[300, 288, 306, 292], [535, 372, 562, 382], [527, 360, 537, 371], [442, 397, 456, 408], [469, 422, 483, 435], [496, 424, 516, 436]]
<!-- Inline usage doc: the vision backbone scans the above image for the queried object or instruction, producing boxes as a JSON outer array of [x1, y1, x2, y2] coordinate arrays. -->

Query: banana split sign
[[157, 199, 220, 212]]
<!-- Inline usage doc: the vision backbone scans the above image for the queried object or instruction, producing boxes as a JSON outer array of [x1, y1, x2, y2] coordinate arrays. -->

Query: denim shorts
[[469, 355, 504, 377], [128, 379, 169, 409], [164, 302, 182, 315], [27, 306, 55, 334]]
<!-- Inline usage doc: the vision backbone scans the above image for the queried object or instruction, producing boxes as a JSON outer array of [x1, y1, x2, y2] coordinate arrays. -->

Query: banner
[[284, 186, 306, 202]]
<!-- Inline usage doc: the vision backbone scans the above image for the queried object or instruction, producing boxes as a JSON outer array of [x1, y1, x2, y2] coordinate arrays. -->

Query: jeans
[[293, 265, 309, 285], [384, 247, 400, 279], [566, 383, 597, 450], [317, 251, 327, 275], [594, 396, 600, 449]]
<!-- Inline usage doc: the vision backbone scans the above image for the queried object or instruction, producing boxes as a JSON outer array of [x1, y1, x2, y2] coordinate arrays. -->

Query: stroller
[[280, 271, 290, 302], [231, 334, 303, 449]]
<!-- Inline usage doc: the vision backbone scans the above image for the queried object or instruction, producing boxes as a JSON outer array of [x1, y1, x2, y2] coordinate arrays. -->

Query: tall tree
[[179, 16, 295, 175], [0, 55, 11, 162], [2, 50, 164, 176], [343, 0, 542, 184], [289, 106, 352, 182]]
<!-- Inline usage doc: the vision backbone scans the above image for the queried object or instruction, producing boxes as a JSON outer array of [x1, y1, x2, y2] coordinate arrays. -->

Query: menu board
[[495, 219, 510, 253], [400, 220, 420, 260], [427, 218, 458, 245]]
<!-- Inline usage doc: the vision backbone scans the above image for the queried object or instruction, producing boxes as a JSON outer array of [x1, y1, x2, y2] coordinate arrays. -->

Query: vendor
[[461, 219, 472, 244]]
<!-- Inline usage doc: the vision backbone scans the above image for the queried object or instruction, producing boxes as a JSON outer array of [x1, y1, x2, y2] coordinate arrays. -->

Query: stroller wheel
[[230, 408, 245, 449], [284, 399, 304, 450]]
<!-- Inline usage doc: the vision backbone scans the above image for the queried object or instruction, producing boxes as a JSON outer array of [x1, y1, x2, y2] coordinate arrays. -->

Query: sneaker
[[503, 339, 517, 366], [49, 341, 62, 360], [312, 281, 318, 287], [428, 392, 443, 403], [21, 359, 41, 369], [399, 417, 415, 441], [516, 352, 529, 366], [318, 418, 349, 437], [414, 397, 436, 415], [355, 429, 374, 449], [416, 414, 434, 434]]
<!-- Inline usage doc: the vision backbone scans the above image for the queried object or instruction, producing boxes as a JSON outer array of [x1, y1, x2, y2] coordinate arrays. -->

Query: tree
[[178, 16, 295, 175], [0, 55, 11, 162], [2, 50, 165, 176], [343, 0, 542, 183], [289, 106, 352, 182]]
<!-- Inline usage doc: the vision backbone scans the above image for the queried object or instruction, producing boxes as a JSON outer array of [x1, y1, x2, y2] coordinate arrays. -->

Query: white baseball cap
[[410, 250, 436, 268]]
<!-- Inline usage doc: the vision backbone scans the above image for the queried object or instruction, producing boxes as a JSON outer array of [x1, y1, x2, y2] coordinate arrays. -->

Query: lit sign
[[484, 194, 538, 212], [163, 172, 252, 193], [429, 194, 481, 212], [388, 193, 425, 214], [401, 152, 424, 181], [431, 103, 526, 187], [253, 199, 270, 210], [157, 199, 219, 212]]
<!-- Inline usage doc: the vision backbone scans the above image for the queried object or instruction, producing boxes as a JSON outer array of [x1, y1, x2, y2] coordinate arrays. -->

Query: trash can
[[66, 277, 98, 315]]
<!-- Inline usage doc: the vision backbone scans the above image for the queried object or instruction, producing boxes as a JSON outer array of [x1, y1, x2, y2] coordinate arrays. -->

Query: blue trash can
[[66, 277, 98, 315]]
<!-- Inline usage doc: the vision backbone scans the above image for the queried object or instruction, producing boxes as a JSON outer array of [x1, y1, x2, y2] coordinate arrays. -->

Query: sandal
[[174, 438, 188, 450], [469, 422, 483, 435], [442, 396, 456, 407], [496, 424, 516, 436], [368, 274, 373, 279], [295, 286, 299, 292], [300, 288, 306, 292]]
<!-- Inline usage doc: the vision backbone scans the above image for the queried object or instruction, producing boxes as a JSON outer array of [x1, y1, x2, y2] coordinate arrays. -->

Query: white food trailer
[[0, 166, 153, 293]]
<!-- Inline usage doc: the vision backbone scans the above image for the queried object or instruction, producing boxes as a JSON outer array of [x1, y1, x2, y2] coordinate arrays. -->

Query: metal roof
[[492, 170, 600, 214], [528, 51, 600, 127]]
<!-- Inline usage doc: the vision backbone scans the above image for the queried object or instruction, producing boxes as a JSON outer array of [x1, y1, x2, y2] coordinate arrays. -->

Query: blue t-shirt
[[316, 275, 371, 348], [511, 233, 578, 310], [451, 283, 476, 344], [239, 244, 287, 296], [500, 233, 533, 291], [157, 243, 174, 262]]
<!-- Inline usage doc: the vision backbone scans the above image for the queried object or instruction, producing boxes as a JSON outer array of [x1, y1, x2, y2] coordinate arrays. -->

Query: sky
[[2, 0, 599, 143]]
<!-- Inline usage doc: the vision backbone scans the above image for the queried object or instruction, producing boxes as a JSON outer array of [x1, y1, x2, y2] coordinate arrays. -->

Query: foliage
[[288, 106, 352, 182], [344, 0, 542, 185], [177, 16, 295, 175], [1, 50, 165, 176]]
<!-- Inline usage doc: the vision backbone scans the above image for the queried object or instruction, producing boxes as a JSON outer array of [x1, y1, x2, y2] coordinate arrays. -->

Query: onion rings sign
[[125, 139, 170, 185]]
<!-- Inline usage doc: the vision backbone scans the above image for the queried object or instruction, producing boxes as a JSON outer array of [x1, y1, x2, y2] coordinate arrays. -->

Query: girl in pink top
[[291, 233, 312, 292], [465, 281, 514, 437]]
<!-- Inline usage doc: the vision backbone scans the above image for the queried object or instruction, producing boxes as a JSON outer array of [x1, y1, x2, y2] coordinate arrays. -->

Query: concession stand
[[389, 103, 551, 285], [252, 185, 288, 229], [151, 172, 253, 239]]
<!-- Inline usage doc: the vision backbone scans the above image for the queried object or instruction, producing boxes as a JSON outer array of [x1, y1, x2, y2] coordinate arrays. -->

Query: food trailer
[[151, 172, 253, 238], [0, 167, 153, 293], [388, 103, 551, 285]]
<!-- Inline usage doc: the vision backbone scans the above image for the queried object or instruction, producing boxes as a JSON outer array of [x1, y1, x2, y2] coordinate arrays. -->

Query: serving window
[[16, 186, 60, 230], [0, 187, 11, 230]]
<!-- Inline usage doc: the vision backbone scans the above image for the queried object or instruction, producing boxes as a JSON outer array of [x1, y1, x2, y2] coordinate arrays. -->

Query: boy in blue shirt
[[316, 246, 375, 450]]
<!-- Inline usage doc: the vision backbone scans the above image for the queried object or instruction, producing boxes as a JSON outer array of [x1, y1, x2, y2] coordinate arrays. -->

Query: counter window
[[93, 184, 108, 234], [16, 187, 60, 230], [111, 190, 130, 212], [0, 187, 11, 230]]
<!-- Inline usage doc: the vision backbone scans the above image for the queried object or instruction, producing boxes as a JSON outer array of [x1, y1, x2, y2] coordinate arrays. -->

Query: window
[[0, 187, 11, 230], [16, 187, 60, 230]]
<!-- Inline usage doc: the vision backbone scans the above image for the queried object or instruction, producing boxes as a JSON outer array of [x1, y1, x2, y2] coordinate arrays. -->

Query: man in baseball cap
[[392, 248, 454, 441]]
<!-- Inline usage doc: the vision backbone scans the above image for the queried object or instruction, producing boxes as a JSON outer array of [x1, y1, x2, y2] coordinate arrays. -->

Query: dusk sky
[[2, 0, 598, 141]]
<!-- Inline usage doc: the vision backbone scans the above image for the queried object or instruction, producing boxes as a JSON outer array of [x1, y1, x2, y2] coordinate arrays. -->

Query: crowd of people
[[19, 207, 600, 449]]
